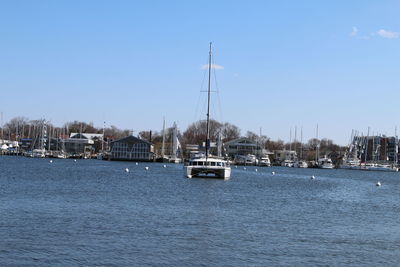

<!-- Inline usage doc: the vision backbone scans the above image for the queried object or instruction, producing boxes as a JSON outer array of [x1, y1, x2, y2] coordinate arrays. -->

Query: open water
[[0, 156, 399, 266]]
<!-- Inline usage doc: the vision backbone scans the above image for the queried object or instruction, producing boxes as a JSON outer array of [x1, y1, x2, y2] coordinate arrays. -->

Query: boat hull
[[319, 165, 334, 169], [185, 166, 231, 180], [339, 165, 398, 172]]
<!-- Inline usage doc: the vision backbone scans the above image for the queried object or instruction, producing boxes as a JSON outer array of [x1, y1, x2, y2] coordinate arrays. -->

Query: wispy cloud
[[376, 29, 399, 39], [350, 26, 358, 36], [201, 64, 224, 70]]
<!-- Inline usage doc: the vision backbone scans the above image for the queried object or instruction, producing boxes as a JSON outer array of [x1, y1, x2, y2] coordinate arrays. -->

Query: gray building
[[274, 150, 297, 163], [63, 133, 98, 155], [225, 137, 266, 158], [110, 135, 154, 161]]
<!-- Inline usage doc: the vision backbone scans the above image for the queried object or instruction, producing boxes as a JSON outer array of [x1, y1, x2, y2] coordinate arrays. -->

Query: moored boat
[[184, 43, 231, 179], [318, 156, 334, 169]]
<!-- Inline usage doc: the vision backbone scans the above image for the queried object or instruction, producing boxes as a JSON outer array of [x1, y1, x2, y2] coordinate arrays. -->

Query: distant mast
[[172, 122, 178, 160], [315, 124, 319, 163], [101, 121, 105, 152], [1, 112, 3, 142], [205, 42, 212, 159], [300, 126, 303, 159], [395, 126, 398, 166], [161, 117, 166, 158]]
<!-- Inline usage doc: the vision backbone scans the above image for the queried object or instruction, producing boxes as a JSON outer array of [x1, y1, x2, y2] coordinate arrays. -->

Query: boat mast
[[172, 122, 178, 160], [315, 124, 319, 163], [395, 126, 398, 166], [101, 121, 105, 152], [1, 112, 3, 143], [205, 42, 212, 159], [161, 117, 165, 158], [365, 127, 370, 163], [294, 126, 297, 156], [48, 124, 51, 151], [300, 126, 303, 159]]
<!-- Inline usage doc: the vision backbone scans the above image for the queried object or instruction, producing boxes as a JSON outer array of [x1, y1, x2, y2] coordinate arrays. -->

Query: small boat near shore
[[318, 156, 334, 169], [294, 160, 308, 168], [258, 155, 271, 167]]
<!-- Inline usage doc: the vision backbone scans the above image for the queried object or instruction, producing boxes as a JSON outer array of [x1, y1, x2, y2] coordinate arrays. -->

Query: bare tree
[[221, 122, 240, 142]]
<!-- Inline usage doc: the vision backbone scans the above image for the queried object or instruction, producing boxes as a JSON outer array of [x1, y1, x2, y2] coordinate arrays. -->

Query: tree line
[[1, 116, 347, 158]]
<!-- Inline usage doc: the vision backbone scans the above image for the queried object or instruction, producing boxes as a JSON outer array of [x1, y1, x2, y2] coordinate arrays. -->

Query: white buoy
[[311, 175, 315, 180], [235, 166, 237, 168], [74, 159, 77, 162], [376, 181, 381, 187], [255, 169, 258, 172], [135, 162, 138, 165], [49, 160, 53, 163], [163, 165, 166, 168], [125, 168, 129, 173], [271, 171, 275, 175], [187, 175, 192, 178], [145, 166, 149, 170], [243, 167, 246, 170]]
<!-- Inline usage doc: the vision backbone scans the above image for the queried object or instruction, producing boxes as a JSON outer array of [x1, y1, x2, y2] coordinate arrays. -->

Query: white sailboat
[[184, 43, 231, 180], [30, 121, 47, 158], [169, 122, 182, 163], [294, 126, 308, 168]]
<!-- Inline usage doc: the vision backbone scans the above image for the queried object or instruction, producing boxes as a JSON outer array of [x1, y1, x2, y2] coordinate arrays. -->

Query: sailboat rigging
[[184, 43, 231, 179]]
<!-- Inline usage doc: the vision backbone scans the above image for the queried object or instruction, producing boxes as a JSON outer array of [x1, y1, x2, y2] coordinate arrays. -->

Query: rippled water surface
[[1, 156, 399, 266]]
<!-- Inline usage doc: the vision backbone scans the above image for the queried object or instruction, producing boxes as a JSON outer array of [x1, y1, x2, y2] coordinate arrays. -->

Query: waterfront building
[[63, 133, 97, 155], [19, 138, 33, 151], [225, 138, 266, 158], [357, 136, 399, 163], [110, 135, 154, 161], [274, 150, 297, 163], [69, 133, 104, 141]]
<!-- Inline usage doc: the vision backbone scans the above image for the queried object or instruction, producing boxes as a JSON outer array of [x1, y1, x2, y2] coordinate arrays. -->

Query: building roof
[[111, 135, 152, 145], [225, 137, 257, 146], [70, 133, 103, 140]]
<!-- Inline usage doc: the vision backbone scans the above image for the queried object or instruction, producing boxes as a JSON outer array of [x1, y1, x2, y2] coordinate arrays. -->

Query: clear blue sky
[[1, 0, 400, 145]]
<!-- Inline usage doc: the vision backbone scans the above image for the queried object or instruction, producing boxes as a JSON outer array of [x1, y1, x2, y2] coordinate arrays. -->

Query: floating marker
[[271, 171, 275, 175], [135, 162, 138, 165], [163, 165, 166, 168], [74, 159, 77, 162], [125, 168, 129, 173], [255, 169, 258, 172], [145, 166, 149, 170], [235, 166, 237, 168], [243, 167, 246, 170], [49, 160, 53, 163], [376, 181, 381, 187], [311, 175, 315, 180]]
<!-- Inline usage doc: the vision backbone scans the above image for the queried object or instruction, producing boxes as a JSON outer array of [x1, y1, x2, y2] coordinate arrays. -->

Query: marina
[[2, 128, 400, 172]]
